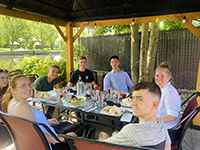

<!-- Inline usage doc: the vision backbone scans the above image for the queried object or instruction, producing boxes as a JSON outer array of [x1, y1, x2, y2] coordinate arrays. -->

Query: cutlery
[[82, 104, 94, 111], [86, 106, 98, 112]]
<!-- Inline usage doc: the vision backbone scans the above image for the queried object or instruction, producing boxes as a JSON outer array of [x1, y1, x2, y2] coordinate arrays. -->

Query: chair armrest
[[57, 134, 70, 143], [169, 109, 197, 131], [85, 128, 96, 138]]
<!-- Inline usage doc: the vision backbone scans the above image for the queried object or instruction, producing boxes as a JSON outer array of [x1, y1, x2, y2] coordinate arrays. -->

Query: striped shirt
[[107, 118, 171, 149]]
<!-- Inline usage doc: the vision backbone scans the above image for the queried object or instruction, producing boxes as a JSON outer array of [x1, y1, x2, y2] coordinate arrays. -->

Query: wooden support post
[[65, 22, 73, 82], [73, 27, 85, 42], [193, 58, 200, 126]]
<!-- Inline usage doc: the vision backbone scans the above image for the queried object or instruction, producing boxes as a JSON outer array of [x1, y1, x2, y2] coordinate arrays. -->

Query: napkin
[[120, 113, 133, 122]]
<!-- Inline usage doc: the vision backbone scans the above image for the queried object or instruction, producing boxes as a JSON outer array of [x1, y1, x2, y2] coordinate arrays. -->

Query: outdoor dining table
[[28, 90, 136, 127]]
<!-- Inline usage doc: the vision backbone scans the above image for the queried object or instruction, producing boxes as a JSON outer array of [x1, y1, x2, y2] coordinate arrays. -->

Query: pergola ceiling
[[0, 0, 200, 86], [0, 0, 200, 23]]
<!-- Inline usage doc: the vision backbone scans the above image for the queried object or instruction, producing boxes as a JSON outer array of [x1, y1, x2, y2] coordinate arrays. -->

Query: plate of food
[[100, 105, 124, 116], [120, 97, 132, 107], [67, 96, 85, 105], [36, 91, 57, 100]]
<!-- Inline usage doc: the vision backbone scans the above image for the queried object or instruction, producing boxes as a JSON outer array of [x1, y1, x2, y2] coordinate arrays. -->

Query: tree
[[31, 22, 59, 50], [139, 23, 149, 82], [131, 24, 139, 84], [0, 16, 28, 50], [131, 22, 160, 83]]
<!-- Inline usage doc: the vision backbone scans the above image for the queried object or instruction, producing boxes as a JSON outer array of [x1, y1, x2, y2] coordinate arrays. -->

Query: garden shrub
[[13, 53, 67, 84]]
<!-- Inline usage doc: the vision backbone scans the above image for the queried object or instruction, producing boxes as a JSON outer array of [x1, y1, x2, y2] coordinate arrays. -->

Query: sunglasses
[[0, 69, 9, 73]]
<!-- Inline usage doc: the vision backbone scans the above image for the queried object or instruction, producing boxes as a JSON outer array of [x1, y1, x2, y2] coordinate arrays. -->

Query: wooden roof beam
[[73, 12, 200, 27], [176, 15, 200, 39], [0, 7, 67, 27]]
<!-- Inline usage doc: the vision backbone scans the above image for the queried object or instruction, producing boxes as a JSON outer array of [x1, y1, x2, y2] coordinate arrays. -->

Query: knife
[[86, 106, 98, 112], [82, 104, 94, 111]]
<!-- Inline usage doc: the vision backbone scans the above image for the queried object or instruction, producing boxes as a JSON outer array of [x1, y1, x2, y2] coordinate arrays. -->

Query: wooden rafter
[[73, 27, 85, 42], [73, 12, 200, 28], [176, 15, 200, 39], [53, 20, 66, 42], [0, 7, 66, 27]]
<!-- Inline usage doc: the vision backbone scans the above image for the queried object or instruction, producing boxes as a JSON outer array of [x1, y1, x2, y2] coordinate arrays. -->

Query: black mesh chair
[[170, 92, 200, 150], [92, 71, 97, 84]]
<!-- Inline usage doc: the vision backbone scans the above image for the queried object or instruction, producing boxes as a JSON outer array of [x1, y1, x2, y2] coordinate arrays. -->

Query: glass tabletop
[[28, 91, 133, 121]]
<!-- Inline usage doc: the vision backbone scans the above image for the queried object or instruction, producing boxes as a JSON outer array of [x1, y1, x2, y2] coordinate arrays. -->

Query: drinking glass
[[121, 92, 127, 99], [114, 91, 120, 102], [91, 90, 97, 106], [101, 92, 108, 106], [110, 88, 115, 98]]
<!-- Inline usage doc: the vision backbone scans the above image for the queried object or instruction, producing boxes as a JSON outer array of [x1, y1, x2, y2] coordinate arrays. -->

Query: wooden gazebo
[[0, 0, 199, 93]]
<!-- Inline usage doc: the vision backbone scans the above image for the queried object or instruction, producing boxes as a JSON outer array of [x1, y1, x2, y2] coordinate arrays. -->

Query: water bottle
[[77, 75, 84, 95]]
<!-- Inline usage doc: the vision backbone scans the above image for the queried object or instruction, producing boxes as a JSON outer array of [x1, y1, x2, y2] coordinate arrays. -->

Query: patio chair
[[0, 111, 90, 150], [61, 134, 155, 150], [169, 93, 200, 150], [181, 91, 200, 106], [0, 122, 12, 149]]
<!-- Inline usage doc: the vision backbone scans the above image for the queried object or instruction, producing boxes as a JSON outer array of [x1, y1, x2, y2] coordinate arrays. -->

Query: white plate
[[100, 106, 124, 116], [36, 90, 57, 101], [120, 97, 132, 107]]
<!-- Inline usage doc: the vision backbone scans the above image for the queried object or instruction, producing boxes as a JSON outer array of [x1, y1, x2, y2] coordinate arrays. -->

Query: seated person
[[33, 65, 59, 118], [0, 69, 11, 141], [33, 65, 59, 96], [1, 74, 79, 150], [155, 61, 181, 143], [103, 56, 134, 93], [99, 82, 171, 150], [67, 56, 97, 88]]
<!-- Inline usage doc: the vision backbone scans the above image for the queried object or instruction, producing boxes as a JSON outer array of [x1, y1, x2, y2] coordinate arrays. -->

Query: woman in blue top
[[2, 74, 76, 150]]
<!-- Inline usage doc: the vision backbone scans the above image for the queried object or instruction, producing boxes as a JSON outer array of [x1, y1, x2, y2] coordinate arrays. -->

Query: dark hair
[[110, 56, 119, 61], [79, 56, 87, 61], [133, 82, 161, 101], [0, 69, 9, 97], [49, 65, 59, 70]]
